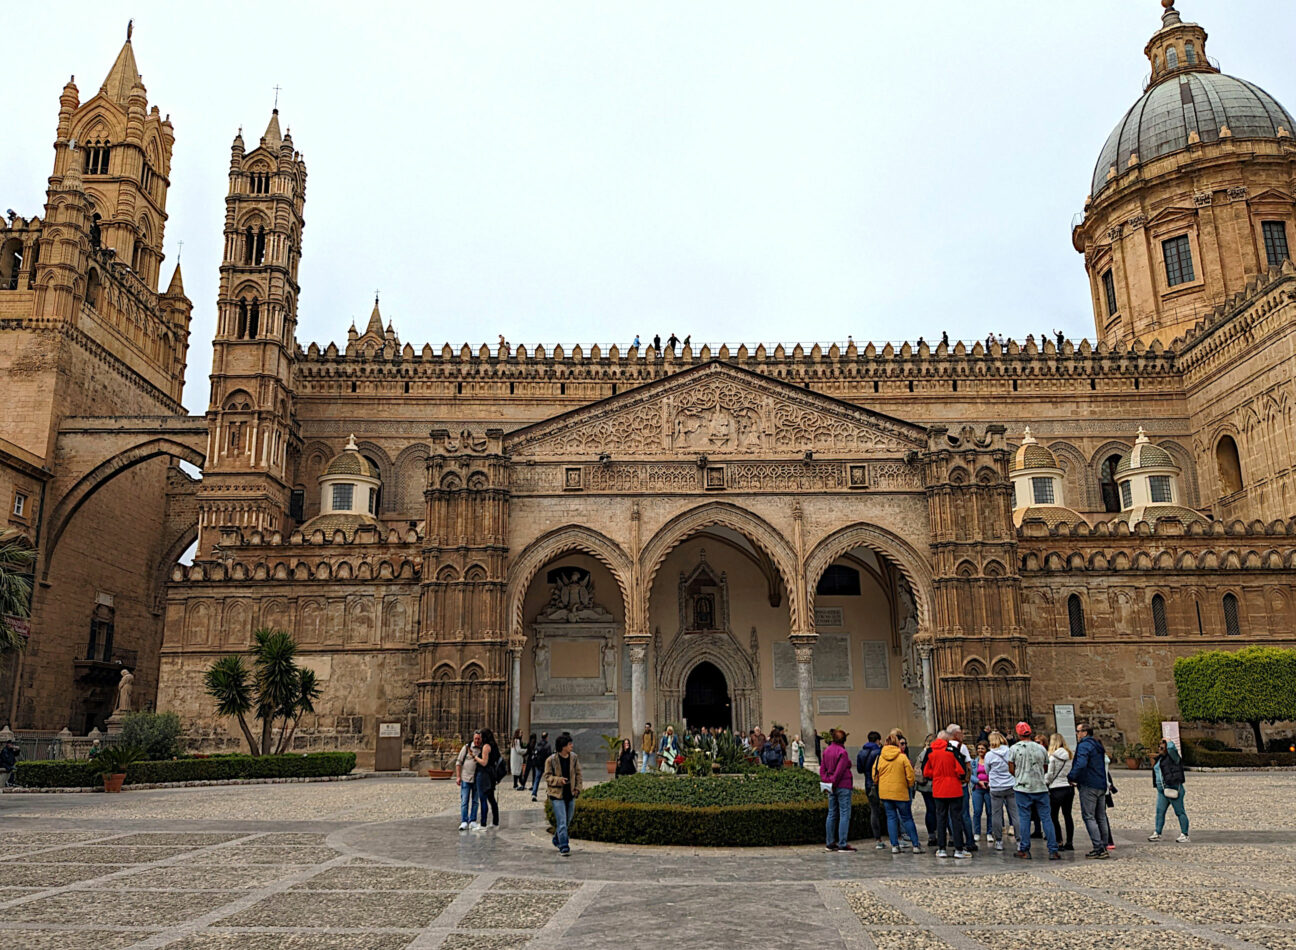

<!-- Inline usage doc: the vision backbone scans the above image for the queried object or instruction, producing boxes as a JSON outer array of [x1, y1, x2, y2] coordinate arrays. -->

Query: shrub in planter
[[14, 751, 356, 788], [543, 768, 871, 846]]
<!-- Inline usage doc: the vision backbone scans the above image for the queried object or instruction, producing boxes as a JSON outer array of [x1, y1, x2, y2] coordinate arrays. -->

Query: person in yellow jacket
[[872, 733, 925, 854]]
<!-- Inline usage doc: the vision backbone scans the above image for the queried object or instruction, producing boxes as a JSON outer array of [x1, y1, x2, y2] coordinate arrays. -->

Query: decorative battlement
[[1020, 514, 1296, 541]]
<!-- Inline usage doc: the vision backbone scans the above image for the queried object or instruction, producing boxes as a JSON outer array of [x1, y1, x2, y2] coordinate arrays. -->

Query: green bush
[[544, 769, 872, 846], [1175, 646, 1296, 753], [14, 752, 356, 788], [1180, 746, 1295, 769], [120, 711, 183, 760]]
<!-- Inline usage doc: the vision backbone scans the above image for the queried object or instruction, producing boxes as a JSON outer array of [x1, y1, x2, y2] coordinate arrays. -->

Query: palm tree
[[275, 666, 323, 754], [252, 627, 299, 757], [204, 655, 259, 754], [0, 531, 36, 655]]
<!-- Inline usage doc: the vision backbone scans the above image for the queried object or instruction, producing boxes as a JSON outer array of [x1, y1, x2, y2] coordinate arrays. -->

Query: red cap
[[1015, 721, 1032, 737]]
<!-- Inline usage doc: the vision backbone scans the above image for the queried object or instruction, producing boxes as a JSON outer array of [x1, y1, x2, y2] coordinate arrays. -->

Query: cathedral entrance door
[[682, 662, 731, 729]]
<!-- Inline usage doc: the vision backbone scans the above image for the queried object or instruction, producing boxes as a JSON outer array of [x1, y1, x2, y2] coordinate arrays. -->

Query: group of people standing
[[631, 722, 806, 773], [823, 721, 1190, 857], [455, 729, 584, 856]]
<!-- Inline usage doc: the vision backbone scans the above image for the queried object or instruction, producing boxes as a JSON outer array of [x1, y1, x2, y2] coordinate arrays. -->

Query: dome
[[1092, 70, 1295, 198], [1010, 428, 1058, 472], [1115, 505, 1208, 528], [323, 436, 380, 478], [1116, 429, 1176, 475], [1013, 505, 1089, 529], [298, 511, 383, 539]]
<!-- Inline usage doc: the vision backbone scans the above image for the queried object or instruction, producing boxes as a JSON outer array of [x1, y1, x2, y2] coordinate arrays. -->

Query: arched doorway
[[683, 662, 731, 728]]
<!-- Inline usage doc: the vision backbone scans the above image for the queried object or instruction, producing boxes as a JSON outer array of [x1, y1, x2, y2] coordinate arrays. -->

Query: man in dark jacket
[[1067, 722, 1111, 858], [529, 732, 552, 801], [856, 732, 886, 849]]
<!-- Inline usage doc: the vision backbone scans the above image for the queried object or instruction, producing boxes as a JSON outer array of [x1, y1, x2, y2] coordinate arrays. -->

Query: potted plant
[[1116, 742, 1148, 770], [423, 736, 459, 779], [92, 745, 145, 793], [601, 733, 622, 774]]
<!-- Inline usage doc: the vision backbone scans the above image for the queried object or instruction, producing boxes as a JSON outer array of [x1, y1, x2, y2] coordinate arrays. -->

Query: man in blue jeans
[[455, 731, 481, 831], [543, 734, 583, 856], [820, 728, 856, 852], [1007, 722, 1059, 860]]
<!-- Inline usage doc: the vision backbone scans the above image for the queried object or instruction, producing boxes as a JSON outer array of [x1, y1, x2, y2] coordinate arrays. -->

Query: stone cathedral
[[5, 4, 1296, 762]]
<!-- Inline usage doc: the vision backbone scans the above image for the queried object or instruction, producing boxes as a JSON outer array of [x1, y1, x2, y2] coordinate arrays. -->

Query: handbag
[[1163, 786, 1180, 800]]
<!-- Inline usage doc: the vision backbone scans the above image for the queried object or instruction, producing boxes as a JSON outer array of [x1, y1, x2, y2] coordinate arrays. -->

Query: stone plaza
[[1, 769, 1294, 949]]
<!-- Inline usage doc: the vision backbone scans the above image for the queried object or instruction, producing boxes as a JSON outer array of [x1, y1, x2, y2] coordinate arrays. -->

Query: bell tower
[[198, 109, 307, 554]]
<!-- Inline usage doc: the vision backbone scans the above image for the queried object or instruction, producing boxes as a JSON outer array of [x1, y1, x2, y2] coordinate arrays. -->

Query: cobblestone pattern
[[0, 771, 1292, 948]]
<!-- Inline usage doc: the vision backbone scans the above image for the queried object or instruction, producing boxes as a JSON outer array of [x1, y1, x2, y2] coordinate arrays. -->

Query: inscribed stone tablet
[[550, 640, 600, 678], [772, 641, 797, 690], [862, 641, 890, 689], [817, 695, 849, 715], [814, 607, 844, 628], [812, 633, 852, 689]]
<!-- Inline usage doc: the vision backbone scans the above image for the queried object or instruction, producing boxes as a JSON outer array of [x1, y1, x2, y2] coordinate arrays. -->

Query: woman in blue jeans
[[472, 728, 501, 829], [873, 734, 924, 853], [819, 729, 855, 851], [1148, 738, 1190, 843], [970, 741, 991, 842]]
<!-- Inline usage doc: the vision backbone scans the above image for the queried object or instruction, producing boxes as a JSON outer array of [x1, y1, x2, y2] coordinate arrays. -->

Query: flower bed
[[546, 768, 871, 846], [13, 752, 356, 788]]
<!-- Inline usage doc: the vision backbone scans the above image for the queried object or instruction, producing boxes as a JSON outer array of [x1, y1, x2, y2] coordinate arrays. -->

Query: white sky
[[4, 1, 1295, 414]]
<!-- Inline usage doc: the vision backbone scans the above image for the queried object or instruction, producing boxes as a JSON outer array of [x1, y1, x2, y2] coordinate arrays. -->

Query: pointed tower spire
[[100, 24, 142, 105], [364, 295, 384, 337], [261, 108, 283, 149], [164, 262, 184, 296]]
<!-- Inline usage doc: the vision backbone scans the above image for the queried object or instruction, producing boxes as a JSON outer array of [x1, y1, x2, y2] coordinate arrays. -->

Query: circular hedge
[[546, 768, 871, 846]]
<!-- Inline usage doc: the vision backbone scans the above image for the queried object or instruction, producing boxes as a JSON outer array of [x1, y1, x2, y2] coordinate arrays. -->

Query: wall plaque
[[817, 695, 849, 715], [814, 607, 844, 628], [772, 641, 797, 690], [812, 633, 852, 689], [862, 640, 890, 690], [378, 722, 401, 738]]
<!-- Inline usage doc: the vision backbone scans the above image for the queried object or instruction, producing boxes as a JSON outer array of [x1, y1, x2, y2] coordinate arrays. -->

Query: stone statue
[[602, 639, 617, 694], [534, 641, 550, 695], [113, 668, 134, 714], [536, 569, 613, 622]]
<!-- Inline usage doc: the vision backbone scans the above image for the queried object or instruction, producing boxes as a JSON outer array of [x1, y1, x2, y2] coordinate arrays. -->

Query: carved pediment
[[505, 361, 925, 459]]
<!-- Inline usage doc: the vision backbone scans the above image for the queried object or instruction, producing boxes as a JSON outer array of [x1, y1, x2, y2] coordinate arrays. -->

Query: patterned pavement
[[0, 770, 1293, 948]]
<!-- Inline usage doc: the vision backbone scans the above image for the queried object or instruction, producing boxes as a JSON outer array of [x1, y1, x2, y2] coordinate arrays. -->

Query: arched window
[[1166, 46, 1179, 69], [86, 269, 102, 310], [0, 239, 22, 290], [254, 227, 266, 265], [816, 564, 861, 596], [236, 299, 248, 339], [131, 240, 145, 274], [1223, 593, 1241, 637], [83, 140, 111, 175], [363, 455, 383, 513], [248, 300, 260, 339], [1185, 41, 1197, 64], [1216, 436, 1243, 495], [1067, 594, 1086, 638], [89, 213, 102, 248], [1100, 454, 1123, 512], [1152, 594, 1168, 637], [244, 226, 255, 264]]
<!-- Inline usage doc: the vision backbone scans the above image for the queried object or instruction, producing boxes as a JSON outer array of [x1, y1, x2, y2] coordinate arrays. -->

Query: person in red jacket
[[923, 735, 971, 858]]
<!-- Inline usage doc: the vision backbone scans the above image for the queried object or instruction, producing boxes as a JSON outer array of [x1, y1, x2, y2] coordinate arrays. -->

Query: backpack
[[490, 751, 508, 784], [856, 745, 880, 789]]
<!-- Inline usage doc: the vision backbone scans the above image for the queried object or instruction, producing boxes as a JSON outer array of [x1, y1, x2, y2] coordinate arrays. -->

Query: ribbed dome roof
[[1116, 430, 1176, 475], [1092, 70, 1294, 197], [323, 437, 380, 479], [1010, 428, 1058, 472], [1013, 505, 1090, 529]]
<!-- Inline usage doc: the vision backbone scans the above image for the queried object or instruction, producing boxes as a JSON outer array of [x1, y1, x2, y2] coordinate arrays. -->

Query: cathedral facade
[[6, 4, 1296, 761]]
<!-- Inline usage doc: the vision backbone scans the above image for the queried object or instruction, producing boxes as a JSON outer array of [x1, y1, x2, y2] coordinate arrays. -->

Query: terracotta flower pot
[[606, 761, 616, 774], [103, 773, 126, 793], [1124, 757, 1141, 770], [425, 769, 453, 780]]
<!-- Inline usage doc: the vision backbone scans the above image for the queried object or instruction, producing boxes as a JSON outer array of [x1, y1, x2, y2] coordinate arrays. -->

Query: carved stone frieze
[[505, 362, 925, 459], [1193, 191, 1214, 207]]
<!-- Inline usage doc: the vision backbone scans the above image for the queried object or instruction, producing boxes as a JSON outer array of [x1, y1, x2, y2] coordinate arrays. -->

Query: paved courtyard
[[1, 769, 1294, 949]]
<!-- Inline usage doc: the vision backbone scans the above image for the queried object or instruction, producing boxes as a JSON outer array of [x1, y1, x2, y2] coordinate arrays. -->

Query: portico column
[[790, 636, 817, 769], [627, 636, 650, 738], [508, 643, 524, 735], [917, 636, 936, 737]]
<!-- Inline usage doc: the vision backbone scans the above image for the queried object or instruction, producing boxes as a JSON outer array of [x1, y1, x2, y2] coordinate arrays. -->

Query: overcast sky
[[5, 2, 1295, 413]]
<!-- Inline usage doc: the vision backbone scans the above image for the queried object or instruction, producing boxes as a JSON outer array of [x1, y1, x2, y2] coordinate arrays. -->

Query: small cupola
[[299, 435, 385, 539], [1010, 428, 1088, 528], [1145, 1, 1214, 87], [1113, 427, 1206, 527]]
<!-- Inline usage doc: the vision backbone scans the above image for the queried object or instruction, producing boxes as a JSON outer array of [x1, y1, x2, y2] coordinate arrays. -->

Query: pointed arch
[[505, 525, 633, 639]]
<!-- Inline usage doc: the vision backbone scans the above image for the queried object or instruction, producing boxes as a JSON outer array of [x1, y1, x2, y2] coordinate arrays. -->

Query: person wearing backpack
[[856, 731, 886, 850], [761, 736, 785, 768], [529, 732, 551, 801], [1148, 738, 1190, 843], [472, 728, 502, 830]]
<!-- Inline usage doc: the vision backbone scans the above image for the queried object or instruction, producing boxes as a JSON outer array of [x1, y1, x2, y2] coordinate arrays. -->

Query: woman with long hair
[[984, 730, 1017, 850], [1045, 732, 1075, 850], [510, 729, 526, 790], [971, 740, 991, 844], [615, 737, 637, 777], [472, 728, 501, 829]]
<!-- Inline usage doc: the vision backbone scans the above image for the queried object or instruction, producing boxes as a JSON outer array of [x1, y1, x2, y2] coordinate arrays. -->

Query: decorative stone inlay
[[1193, 191, 1214, 207], [1227, 186, 1249, 202], [1126, 213, 1147, 229]]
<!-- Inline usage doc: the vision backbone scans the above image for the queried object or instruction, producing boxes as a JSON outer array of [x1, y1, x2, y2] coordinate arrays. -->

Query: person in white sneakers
[[1149, 738, 1190, 843], [455, 731, 481, 831]]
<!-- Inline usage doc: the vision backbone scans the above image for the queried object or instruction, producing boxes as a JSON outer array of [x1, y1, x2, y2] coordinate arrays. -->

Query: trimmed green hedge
[[544, 769, 872, 846], [14, 752, 356, 788], [1181, 747, 1295, 769]]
